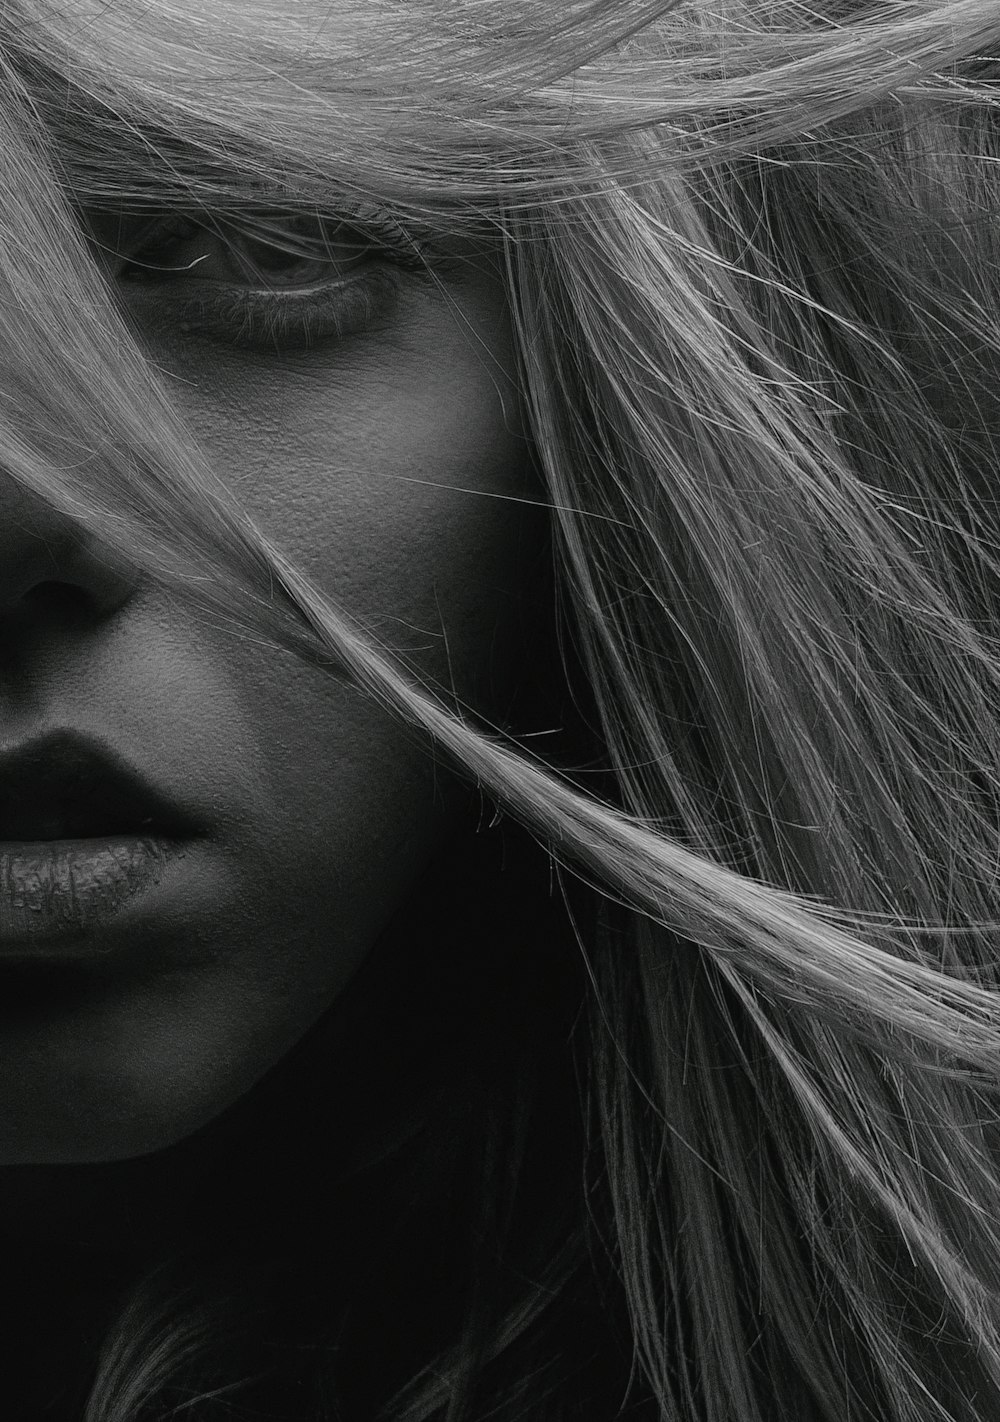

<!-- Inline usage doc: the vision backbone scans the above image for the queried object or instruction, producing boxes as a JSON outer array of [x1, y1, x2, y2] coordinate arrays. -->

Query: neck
[[0, 820, 576, 1417]]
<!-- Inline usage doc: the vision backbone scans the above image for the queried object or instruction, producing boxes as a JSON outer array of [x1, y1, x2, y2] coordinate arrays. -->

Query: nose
[[0, 476, 140, 629]]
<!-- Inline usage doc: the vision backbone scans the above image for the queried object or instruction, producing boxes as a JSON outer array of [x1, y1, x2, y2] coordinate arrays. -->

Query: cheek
[[182, 287, 542, 706], [277, 364, 539, 692], [0, 280, 549, 1165]]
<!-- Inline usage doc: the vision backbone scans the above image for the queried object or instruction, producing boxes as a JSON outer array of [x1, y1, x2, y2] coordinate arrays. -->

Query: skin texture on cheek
[[0, 257, 547, 1163], [179, 266, 538, 682]]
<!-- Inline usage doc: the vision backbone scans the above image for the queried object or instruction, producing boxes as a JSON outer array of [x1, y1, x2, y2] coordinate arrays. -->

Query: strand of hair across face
[[4, 1, 1000, 1418]]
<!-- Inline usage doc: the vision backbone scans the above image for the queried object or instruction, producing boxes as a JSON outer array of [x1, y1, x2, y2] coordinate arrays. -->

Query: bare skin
[[0, 203, 558, 1411]]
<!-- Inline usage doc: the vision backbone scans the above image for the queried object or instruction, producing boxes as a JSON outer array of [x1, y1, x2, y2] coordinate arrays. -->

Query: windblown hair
[[4, 0, 1000, 1417]]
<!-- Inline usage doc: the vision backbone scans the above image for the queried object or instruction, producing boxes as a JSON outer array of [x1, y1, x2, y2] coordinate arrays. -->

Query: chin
[[0, 1096, 233, 1165]]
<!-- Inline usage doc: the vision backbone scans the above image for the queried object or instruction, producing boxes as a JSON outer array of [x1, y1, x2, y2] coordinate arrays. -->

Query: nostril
[[19, 580, 90, 622], [22, 581, 81, 606]]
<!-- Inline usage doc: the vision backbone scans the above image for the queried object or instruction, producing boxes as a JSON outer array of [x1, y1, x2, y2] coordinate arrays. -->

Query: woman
[[0, 0, 998, 1416]]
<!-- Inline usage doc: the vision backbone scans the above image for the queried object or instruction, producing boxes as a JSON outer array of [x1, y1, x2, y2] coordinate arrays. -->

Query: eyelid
[[120, 206, 434, 284], [111, 205, 453, 353], [167, 270, 407, 352]]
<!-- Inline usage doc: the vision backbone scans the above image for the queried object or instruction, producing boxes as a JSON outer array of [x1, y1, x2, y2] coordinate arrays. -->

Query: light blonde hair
[[5, 0, 1000, 1417]]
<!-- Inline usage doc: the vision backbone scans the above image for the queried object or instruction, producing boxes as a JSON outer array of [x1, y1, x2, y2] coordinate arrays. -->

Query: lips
[[0, 729, 197, 842]]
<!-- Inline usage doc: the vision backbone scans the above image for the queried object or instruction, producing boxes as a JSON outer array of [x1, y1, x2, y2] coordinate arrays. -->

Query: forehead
[[20, 0, 538, 231]]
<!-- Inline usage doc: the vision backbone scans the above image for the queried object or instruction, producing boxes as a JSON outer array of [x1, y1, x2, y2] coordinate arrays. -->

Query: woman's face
[[0, 208, 544, 1162]]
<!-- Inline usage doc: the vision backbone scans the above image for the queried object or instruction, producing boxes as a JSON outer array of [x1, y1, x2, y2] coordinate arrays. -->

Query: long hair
[[4, 1, 1000, 1418]]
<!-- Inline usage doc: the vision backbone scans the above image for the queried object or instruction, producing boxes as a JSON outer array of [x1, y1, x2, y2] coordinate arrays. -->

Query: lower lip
[[0, 837, 183, 952]]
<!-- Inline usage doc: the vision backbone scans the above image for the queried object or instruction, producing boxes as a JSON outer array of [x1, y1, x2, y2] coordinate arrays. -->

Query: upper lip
[[0, 729, 199, 841]]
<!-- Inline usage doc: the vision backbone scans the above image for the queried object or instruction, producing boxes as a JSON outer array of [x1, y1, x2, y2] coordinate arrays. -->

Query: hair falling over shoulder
[[4, 0, 1000, 1417]]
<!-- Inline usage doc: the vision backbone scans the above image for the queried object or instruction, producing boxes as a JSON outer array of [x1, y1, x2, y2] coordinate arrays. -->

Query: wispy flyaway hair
[[4, 0, 1000, 1418]]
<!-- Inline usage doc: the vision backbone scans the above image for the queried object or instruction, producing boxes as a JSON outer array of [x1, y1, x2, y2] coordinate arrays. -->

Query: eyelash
[[117, 208, 440, 353]]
